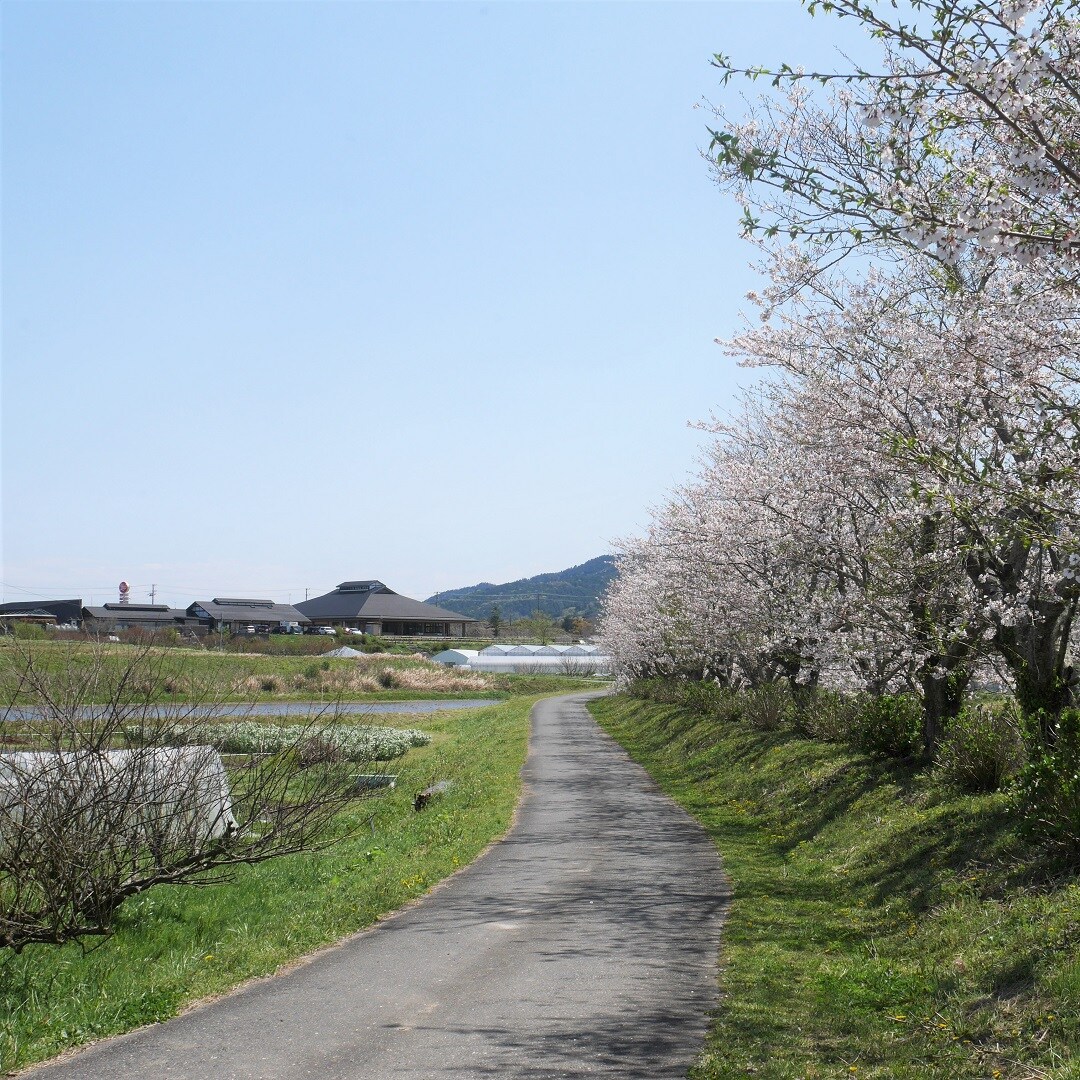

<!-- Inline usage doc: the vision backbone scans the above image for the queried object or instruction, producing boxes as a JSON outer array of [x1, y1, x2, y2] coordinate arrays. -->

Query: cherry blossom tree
[[602, 0, 1080, 760], [709, 0, 1080, 261], [701, 327, 985, 744], [706, 0, 1080, 726], [602, 248, 1080, 744], [732, 247, 1080, 717]]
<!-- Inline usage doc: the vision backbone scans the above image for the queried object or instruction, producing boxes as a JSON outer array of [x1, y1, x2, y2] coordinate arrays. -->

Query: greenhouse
[[429, 649, 480, 667], [433, 644, 611, 674]]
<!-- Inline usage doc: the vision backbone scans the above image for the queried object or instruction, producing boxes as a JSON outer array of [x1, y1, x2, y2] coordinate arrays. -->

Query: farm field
[[0, 640, 601, 705]]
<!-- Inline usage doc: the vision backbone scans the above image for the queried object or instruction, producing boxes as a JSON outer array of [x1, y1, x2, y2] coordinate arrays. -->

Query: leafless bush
[[293, 733, 347, 769], [511, 662, 548, 675], [0, 644, 378, 951], [742, 683, 794, 731], [559, 657, 598, 677]]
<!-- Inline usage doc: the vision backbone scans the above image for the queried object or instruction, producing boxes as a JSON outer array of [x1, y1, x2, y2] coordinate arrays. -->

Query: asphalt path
[[28, 692, 729, 1079]]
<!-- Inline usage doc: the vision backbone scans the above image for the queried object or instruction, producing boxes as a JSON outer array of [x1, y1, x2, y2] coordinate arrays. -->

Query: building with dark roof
[[0, 608, 59, 630], [0, 599, 83, 627], [187, 598, 310, 634], [295, 581, 475, 637], [81, 603, 202, 633]]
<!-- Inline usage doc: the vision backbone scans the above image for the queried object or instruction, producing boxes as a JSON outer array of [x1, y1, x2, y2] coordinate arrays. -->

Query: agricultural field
[[0, 640, 602, 706]]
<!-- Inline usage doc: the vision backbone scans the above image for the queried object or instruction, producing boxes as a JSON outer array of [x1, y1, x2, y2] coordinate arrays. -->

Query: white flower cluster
[[600, 252, 1080, 711], [709, 0, 1080, 261], [130, 721, 431, 762]]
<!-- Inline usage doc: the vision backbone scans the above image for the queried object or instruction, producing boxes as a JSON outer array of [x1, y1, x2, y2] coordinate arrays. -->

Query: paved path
[[29, 693, 729, 1079]]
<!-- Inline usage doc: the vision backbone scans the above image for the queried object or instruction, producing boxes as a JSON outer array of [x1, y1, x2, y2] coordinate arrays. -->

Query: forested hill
[[427, 556, 617, 623]]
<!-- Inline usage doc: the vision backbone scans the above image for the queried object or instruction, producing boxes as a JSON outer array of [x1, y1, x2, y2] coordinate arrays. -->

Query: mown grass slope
[[589, 695, 1080, 1080]]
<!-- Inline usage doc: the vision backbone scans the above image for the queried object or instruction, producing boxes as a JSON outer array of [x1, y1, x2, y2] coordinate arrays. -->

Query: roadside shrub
[[743, 683, 794, 731], [12, 624, 46, 641], [792, 689, 859, 742], [627, 678, 686, 704], [680, 680, 733, 719], [1015, 708, 1080, 855], [936, 701, 1024, 793], [259, 676, 282, 694], [849, 694, 921, 758], [377, 668, 400, 689]]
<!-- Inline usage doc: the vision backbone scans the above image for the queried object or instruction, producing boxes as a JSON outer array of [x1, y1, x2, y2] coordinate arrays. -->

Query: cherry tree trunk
[[995, 598, 1078, 736]]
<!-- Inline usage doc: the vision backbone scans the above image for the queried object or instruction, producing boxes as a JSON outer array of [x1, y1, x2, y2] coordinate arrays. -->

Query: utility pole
[[305, 588, 309, 601], [150, 584, 157, 604]]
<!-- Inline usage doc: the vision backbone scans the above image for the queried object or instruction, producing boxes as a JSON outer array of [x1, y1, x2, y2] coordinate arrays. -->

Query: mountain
[[427, 556, 617, 624]]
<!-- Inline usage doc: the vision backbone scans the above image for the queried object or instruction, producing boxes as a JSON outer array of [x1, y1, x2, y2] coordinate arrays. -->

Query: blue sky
[[2, 1, 874, 608]]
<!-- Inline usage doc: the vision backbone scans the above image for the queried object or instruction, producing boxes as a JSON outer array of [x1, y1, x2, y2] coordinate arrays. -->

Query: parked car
[[314, 626, 336, 636]]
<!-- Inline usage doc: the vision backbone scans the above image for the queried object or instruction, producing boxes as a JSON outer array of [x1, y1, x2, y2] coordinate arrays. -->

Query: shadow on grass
[[590, 691, 1080, 1080]]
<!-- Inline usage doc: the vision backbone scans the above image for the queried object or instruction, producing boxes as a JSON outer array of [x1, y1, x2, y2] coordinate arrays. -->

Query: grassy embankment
[[589, 694, 1080, 1080], [0, 693, 544, 1073]]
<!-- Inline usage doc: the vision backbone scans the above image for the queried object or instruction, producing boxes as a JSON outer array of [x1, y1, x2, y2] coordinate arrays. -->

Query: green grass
[[588, 694, 1080, 1080], [0, 696, 537, 1072]]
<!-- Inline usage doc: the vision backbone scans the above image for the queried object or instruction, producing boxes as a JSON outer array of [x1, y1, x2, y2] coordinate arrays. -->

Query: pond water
[[2, 699, 500, 723]]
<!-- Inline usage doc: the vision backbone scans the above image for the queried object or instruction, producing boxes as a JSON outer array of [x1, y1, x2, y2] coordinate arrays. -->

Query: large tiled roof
[[296, 582, 471, 623], [188, 599, 309, 624], [82, 604, 192, 624], [0, 599, 83, 624]]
